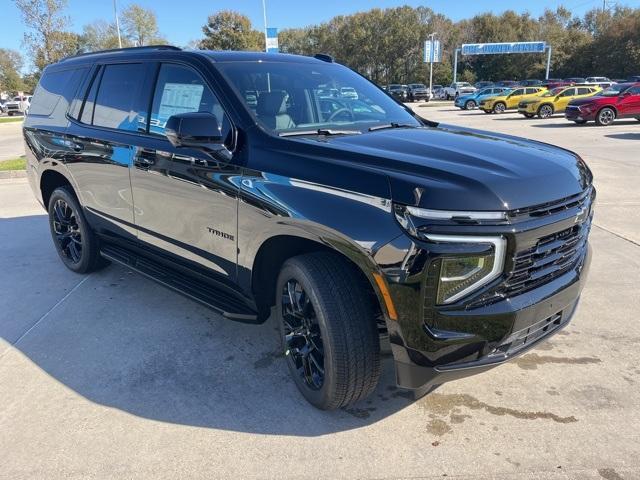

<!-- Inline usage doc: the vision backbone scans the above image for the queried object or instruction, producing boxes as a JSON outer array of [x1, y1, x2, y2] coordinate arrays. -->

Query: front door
[[129, 62, 241, 282], [619, 86, 640, 118]]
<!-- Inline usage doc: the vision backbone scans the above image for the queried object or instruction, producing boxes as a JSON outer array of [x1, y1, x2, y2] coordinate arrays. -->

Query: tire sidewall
[[465, 100, 476, 110], [539, 104, 553, 118], [48, 187, 93, 273], [276, 260, 338, 408], [494, 102, 506, 113], [596, 107, 615, 126]]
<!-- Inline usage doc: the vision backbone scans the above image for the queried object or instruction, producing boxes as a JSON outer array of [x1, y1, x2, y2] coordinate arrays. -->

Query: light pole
[[113, 0, 122, 48], [262, 0, 268, 53], [428, 32, 437, 99]]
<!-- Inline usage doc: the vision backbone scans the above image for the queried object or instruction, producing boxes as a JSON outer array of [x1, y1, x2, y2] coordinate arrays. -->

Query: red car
[[565, 82, 640, 125]]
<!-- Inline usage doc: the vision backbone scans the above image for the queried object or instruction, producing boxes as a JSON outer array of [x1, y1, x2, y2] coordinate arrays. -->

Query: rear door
[[555, 87, 576, 111], [65, 62, 152, 240], [129, 62, 240, 281]]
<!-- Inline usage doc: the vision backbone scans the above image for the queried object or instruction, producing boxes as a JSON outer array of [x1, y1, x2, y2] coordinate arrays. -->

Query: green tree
[[80, 20, 124, 51], [13, 0, 76, 71], [0, 49, 25, 92], [121, 4, 166, 46], [200, 11, 264, 51]]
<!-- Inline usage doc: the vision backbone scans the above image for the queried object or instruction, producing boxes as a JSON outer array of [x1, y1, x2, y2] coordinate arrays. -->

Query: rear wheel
[[276, 252, 381, 410], [538, 104, 554, 119], [493, 102, 506, 114], [48, 186, 105, 273], [465, 100, 476, 110], [595, 107, 616, 126]]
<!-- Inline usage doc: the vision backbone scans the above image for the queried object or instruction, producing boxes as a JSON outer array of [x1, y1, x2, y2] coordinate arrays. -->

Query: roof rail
[[314, 53, 334, 63], [62, 45, 182, 62]]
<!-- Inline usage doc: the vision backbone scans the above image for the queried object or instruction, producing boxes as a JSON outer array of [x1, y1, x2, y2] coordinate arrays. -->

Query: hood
[[301, 126, 591, 211]]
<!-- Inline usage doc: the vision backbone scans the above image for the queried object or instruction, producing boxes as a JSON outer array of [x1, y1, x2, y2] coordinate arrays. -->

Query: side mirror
[[165, 112, 231, 161]]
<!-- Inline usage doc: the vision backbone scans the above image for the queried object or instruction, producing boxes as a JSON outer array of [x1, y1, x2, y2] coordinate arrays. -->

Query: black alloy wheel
[[281, 279, 325, 391], [48, 186, 106, 273], [51, 198, 83, 264], [276, 252, 381, 410]]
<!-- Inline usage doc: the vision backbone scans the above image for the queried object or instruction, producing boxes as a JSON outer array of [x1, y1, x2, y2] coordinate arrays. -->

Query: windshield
[[457, 82, 471, 87], [216, 61, 421, 133], [599, 84, 630, 97], [409, 84, 426, 89], [541, 88, 565, 97]]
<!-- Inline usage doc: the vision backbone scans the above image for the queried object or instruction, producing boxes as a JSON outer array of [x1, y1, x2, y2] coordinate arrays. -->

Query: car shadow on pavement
[[1, 214, 413, 437], [605, 132, 640, 140]]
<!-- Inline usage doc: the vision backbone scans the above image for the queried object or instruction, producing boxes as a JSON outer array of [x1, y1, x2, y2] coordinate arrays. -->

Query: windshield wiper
[[278, 128, 362, 137], [368, 122, 419, 132]]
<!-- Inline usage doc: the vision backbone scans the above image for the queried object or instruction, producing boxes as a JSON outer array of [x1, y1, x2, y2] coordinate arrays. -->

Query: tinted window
[[628, 87, 640, 95], [149, 63, 230, 142], [80, 68, 102, 125], [559, 88, 576, 97], [93, 63, 146, 131], [577, 87, 591, 95], [511, 89, 524, 96], [29, 68, 86, 117]]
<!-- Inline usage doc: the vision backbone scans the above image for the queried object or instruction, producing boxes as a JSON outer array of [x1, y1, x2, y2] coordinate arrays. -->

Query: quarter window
[[149, 63, 230, 143], [92, 63, 146, 132], [628, 87, 640, 95]]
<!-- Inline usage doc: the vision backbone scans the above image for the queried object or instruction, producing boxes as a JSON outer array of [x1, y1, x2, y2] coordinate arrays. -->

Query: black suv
[[406, 83, 430, 102], [24, 46, 594, 410]]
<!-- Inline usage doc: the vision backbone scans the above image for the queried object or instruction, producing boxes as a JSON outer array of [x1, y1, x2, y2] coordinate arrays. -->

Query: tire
[[445, 93, 451, 100], [538, 104, 554, 119], [276, 252, 381, 410], [465, 100, 476, 110], [574, 119, 587, 125], [8, 112, 13, 116], [483, 110, 492, 114], [493, 102, 506, 114], [454, 92, 459, 100], [595, 107, 616, 126], [48, 186, 105, 274]]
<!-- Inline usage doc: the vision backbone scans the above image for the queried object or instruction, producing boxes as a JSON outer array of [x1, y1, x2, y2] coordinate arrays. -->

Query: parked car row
[[455, 81, 640, 126], [383, 83, 431, 102], [3, 95, 31, 115]]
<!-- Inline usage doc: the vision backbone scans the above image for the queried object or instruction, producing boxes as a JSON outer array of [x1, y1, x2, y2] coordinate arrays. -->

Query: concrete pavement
[[0, 106, 639, 479], [0, 121, 25, 161]]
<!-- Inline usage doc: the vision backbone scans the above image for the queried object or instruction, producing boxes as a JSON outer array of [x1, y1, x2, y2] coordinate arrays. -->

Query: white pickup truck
[[4, 95, 31, 116], [442, 82, 477, 100]]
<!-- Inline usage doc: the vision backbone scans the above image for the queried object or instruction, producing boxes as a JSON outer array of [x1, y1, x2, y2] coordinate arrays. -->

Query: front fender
[[236, 170, 406, 318]]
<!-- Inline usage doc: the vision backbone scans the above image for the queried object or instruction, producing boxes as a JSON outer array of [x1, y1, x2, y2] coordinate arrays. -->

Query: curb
[[0, 170, 27, 179]]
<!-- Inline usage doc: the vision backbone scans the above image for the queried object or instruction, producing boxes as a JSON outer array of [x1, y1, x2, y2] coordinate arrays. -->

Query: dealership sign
[[461, 42, 546, 56], [423, 40, 441, 63], [266, 28, 279, 53]]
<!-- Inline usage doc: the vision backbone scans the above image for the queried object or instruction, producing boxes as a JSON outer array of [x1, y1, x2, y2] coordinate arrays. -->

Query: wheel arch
[[40, 168, 77, 208], [249, 231, 388, 326]]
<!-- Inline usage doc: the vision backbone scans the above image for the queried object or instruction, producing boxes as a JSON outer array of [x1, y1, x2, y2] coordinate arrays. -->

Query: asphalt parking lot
[[0, 119, 25, 161], [1, 104, 639, 479]]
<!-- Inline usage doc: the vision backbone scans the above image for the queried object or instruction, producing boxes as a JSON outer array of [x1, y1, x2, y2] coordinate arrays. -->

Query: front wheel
[[595, 107, 616, 126], [276, 252, 381, 410], [538, 104, 554, 119], [48, 186, 105, 273], [493, 102, 506, 114]]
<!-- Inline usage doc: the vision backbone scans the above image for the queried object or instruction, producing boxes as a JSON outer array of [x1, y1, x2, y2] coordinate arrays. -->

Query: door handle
[[135, 148, 157, 170]]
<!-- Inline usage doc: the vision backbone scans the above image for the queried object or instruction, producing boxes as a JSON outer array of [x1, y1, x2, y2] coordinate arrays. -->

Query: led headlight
[[425, 234, 506, 304]]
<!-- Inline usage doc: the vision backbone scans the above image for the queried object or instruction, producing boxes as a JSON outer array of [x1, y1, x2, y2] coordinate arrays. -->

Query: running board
[[100, 244, 259, 323]]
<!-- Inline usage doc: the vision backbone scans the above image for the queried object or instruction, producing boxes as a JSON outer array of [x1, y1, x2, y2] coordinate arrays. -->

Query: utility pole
[[428, 32, 437, 99], [113, 0, 122, 48], [262, 0, 268, 53]]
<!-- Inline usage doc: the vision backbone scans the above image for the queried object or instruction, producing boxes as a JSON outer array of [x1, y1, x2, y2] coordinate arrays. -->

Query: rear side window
[[577, 87, 591, 95], [91, 63, 146, 132], [29, 68, 86, 117]]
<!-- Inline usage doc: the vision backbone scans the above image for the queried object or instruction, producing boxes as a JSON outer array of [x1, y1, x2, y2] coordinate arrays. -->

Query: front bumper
[[373, 194, 593, 396], [565, 108, 594, 122]]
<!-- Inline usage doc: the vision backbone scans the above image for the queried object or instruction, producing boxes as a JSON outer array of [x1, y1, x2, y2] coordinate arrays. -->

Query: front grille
[[491, 311, 564, 357], [510, 188, 591, 220], [503, 214, 591, 296]]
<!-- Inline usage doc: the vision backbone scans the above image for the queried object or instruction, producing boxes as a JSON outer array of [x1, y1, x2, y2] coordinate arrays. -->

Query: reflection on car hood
[[314, 125, 591, 211], [568, 97, 603, 106]]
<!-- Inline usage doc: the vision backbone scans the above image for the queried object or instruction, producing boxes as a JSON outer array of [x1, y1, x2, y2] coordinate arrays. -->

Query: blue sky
[[4, 0, 640, 67]]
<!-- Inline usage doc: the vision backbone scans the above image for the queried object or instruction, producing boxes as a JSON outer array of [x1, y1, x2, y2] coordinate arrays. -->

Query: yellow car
[[479, 87, 547, 114], [518, 85, 602, 118]]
